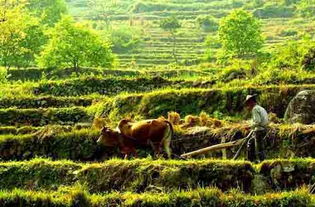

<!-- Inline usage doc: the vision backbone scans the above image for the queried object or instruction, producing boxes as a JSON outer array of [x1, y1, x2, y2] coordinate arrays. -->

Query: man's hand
[[244, 126, 251, 131]]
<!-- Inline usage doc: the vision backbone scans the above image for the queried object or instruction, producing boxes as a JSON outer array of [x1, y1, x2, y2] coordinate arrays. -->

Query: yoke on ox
[[97, 118, 173, 159]]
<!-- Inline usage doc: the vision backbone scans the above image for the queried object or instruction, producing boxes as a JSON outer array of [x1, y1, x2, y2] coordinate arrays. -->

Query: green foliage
[[302, 48, 315, 71], [271, 39, 315, 70], [253, 3, 295, 18], [0, 107, 90, 126], [88, 0, 122, 26], [0, 67, 8, 83], [26, 0, 68, 26], [160, 16, 181, 33], [160, 16, 182, 63], [33, 76, 192, 96], [108, 25, 142, 53], [0, 187, 311, 207], [296, 0, 315, 17], [0, 96, 92, 109], [219, 9, 264, 59], [0, 5, 45, 69], [37, 16, 114, 70], [196, 15, 218, 32], [280, 28, 298, 37]]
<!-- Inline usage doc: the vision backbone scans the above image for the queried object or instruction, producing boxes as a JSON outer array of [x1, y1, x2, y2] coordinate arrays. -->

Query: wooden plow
[[181, 131, 254, 159]]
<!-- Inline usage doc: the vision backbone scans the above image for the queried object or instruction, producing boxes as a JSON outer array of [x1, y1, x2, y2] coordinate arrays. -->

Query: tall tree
[[160, 16, 181, 63], [219, 9, 264, 59], [88, 0, 120, 27], [37, 16, 114, 70], [26, 0, 68, 26], [0, 1, 44, 69]]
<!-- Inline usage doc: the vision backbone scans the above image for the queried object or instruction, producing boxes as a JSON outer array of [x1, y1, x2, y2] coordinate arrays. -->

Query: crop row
[[1, 85, 315, 126], [99, 85, 315, 122], [0, 158, 313, 194], [8, 68, 211, 82], [0, 96, 93, 109], [0, 107, 91, 126], [33, 76, 196, 96], [0, 187, 311, 207]]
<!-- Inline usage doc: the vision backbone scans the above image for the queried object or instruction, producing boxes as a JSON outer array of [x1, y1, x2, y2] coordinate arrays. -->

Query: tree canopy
[[26, 0, 68, 26], [0, 2, 44, 69], [37, 16, 115, 69], [219, 9, 264, 58]]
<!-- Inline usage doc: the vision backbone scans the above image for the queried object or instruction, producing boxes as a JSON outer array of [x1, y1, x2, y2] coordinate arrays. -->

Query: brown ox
[[97, 118, 173, 158]]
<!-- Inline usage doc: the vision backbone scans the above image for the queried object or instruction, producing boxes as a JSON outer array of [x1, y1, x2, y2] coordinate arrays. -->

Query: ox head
[[117, 119, 132, 134], [97, 127, 120, 147]]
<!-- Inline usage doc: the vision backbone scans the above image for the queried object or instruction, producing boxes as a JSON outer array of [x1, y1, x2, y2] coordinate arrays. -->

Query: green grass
[[0, 187, 311, 207], [0, 158, 313, 195], [0, 123, 315, 161]]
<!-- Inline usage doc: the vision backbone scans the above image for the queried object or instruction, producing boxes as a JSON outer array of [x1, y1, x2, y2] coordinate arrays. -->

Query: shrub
[[0, 67, 8, 83], [107, 25, 142, 53], [271, 39, 315, 70], [253, 3, 295, 18], [280, 29, 298, 37], [196, 15, 218, 32]]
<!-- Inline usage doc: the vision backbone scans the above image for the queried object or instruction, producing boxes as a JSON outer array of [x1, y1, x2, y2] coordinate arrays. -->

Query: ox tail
[[163, 120, 173, 159]]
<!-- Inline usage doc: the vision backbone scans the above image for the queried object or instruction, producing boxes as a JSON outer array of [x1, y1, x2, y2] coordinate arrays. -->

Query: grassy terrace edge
[[0, 158, 313, 194], [98, 84, 315, 121], [0, 124, 314, 160], [0, 187, 311, 207]]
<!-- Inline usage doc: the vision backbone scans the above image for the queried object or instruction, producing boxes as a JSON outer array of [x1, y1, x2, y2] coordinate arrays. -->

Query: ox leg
[[163, 129, 172, 159], [132, 148, 138, 158], [163, 138, 172, 159], [149, 140, 161, 159]]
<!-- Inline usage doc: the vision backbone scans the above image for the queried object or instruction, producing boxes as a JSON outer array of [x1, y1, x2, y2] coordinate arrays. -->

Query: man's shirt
[[251, 105, 269, 131]]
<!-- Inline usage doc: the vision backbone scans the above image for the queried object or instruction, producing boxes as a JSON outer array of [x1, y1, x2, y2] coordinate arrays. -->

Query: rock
[[186, 126, 210, 136], [251, 175, 272, 195], [224, 70, 247, 82], [285, 90, 315, 124]]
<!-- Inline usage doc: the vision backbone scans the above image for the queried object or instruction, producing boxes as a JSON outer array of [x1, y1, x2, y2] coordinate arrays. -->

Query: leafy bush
[[196, 15, 218, 32], [107, 25, 142, 53], [296, 0, 315, 17], [280, 28, 298, 37], [253, 3, 295, 18], [0, 67, 8, 83], [271, 39, 315, 70]]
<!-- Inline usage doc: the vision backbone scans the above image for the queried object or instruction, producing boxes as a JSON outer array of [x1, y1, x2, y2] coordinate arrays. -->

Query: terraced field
[[66, 0, 315, 68], [1, 66, 315, 206], [1, 0, 315, 206]]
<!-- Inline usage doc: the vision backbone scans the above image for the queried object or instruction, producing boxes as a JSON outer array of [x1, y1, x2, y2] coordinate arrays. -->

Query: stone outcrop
[[285, 90, 315, 124]]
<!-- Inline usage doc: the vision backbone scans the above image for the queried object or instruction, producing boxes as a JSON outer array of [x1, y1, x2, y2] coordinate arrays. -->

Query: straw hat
[[244, 94, 258, 105]]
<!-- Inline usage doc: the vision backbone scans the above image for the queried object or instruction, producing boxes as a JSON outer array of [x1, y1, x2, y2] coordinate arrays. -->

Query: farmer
[[244, 94, 269, 163]]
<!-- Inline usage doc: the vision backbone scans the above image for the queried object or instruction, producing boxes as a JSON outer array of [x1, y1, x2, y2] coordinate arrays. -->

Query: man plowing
[[244, 94, 269, 163]]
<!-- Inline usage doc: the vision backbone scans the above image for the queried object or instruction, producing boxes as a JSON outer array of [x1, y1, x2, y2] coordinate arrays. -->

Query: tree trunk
[[172, 33, 178, 63]]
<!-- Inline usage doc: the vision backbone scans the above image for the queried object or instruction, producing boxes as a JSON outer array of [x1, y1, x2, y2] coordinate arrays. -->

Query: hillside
[[66, 0, 315, 68], [1, 0, 315, 206]]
